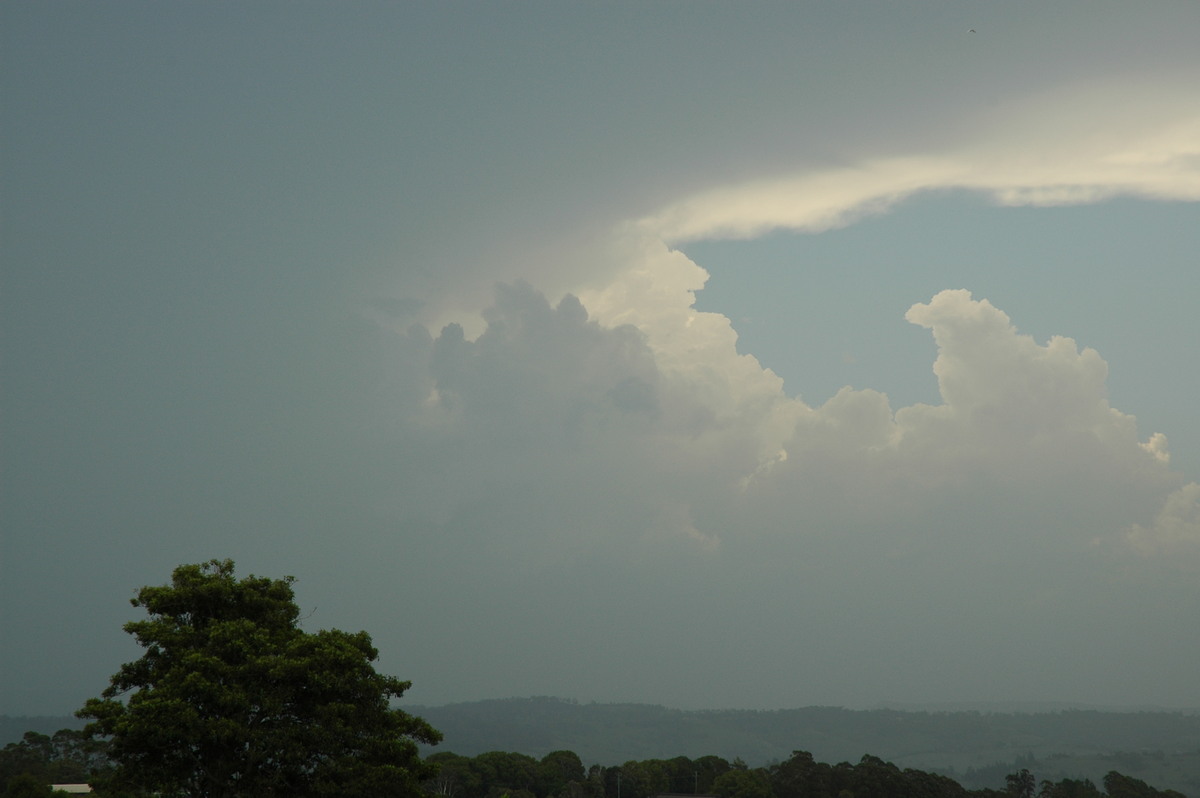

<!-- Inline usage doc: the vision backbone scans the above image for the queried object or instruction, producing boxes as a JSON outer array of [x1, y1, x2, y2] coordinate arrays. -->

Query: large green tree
[[78, 559, 441, 798]]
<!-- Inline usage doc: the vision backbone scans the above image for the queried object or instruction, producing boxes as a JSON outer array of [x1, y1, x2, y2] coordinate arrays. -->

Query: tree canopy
[[417, 748, 1189, 798], [0, 729, 110, 795], [77, 559, 440, 798]]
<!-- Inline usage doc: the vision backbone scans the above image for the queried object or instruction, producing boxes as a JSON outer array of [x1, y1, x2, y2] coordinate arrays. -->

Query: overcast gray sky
[[3, 2, 1199, 717]]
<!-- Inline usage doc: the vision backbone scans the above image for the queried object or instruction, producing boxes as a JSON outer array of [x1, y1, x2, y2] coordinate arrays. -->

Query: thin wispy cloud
[[640, 80, 1200, 244]]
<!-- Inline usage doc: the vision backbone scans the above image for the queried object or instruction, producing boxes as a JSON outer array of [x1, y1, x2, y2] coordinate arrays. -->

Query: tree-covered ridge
[[420, 748, 1187, 798], [2, 732, 1189, 798], [410, 698, 1200, 793], [412, 698, 1200, 765]]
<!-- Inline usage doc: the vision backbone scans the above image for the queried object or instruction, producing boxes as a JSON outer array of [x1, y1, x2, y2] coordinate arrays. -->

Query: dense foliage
[[0, 729, 112, 793], [75, 560, 440, 798], [3, 729, 1189, 798], [420, 749, 1188, 798]]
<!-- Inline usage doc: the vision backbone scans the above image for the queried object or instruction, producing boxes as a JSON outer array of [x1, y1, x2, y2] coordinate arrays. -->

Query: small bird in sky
[[969, 29, 976, 33]]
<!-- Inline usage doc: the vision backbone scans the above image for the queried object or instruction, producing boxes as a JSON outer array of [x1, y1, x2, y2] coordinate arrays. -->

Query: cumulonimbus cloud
[[558, 77, 1200, 566], [401, 76, 1200, 572], [417, 277, 1196, 568], [373, 77, 1200, 713]]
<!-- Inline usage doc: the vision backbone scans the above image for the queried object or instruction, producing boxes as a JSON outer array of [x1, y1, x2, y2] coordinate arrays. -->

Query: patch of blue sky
[[685, 192, 1200, 477]]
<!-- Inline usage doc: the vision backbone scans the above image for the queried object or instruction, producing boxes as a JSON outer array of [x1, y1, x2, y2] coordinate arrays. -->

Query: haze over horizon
[[3, 2, 1199, 718]]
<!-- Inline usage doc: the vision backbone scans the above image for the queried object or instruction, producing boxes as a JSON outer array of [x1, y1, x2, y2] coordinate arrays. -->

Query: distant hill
[[406, 697, 1200, 795]]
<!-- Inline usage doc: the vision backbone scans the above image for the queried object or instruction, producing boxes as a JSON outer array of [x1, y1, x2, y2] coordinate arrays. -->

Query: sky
[[2, 2, 1199, 718]]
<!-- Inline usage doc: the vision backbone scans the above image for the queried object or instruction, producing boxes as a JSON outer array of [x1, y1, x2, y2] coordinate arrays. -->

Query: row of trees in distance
[[423, 747, 1187, 798], [3, 729, 1187, 798]]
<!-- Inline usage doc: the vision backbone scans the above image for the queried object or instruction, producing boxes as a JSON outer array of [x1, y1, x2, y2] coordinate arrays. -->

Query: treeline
[[1, 726, 1189, 798], [0, 729, 112, 796], [422, 747, 1188, 798], [410, 699, 1200, 767]]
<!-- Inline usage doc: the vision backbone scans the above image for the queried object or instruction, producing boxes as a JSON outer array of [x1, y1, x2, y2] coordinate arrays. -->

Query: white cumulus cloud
[[1126, 483, 1200, 568]]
